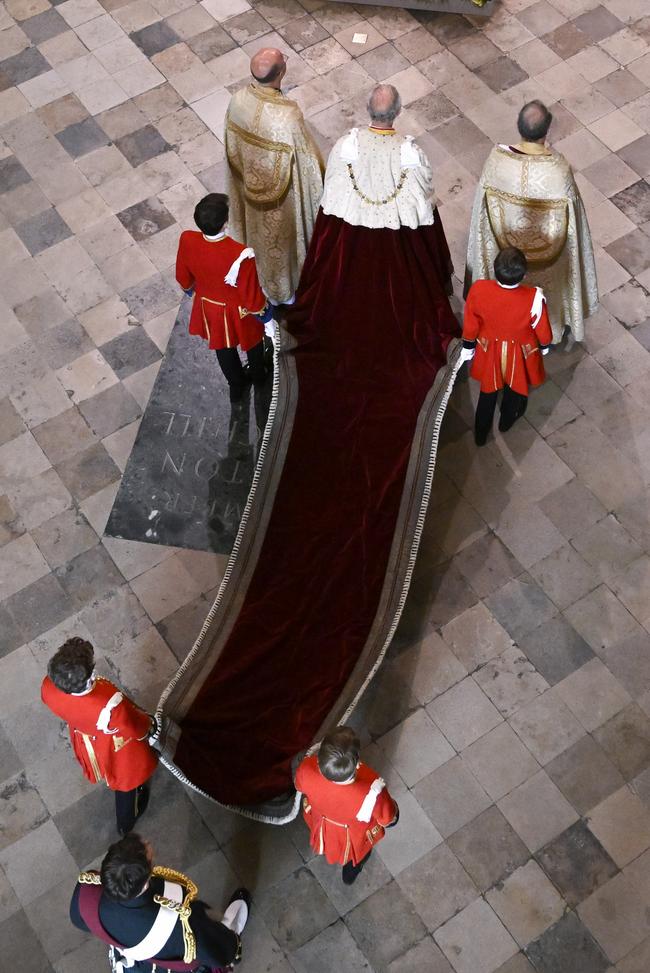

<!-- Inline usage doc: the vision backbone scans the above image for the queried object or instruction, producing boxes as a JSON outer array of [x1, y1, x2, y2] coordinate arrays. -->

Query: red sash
[[77, 883, 202, 973]]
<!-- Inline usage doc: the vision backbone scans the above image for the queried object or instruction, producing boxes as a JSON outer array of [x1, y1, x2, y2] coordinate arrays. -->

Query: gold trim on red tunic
[[80, 733, 103, 783], [239, 302, 267, 319], [200, 296, 231, 346]]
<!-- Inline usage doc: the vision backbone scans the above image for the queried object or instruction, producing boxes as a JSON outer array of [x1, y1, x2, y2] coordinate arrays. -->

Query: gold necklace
[[346, 163, 407, 206]]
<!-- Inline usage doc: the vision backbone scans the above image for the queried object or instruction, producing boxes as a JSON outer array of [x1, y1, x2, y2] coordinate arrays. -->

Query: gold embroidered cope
[[225, 82, 324, 305], [465, 145, 598, 342]]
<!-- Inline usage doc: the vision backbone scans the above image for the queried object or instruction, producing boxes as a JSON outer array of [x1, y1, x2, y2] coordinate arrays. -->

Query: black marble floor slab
[[105, 301, 272, 553]]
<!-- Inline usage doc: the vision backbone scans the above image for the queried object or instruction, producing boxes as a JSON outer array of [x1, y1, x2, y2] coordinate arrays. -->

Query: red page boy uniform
[[295, 727, 398, 885], [175, 194, 269, 403], [41, 638, 158, 835], [462, 246, 553, 446]]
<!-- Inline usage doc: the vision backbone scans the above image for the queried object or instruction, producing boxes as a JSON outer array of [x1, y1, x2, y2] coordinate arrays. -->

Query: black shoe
[[342, 860, 366, 885], [498, 413, 523, 433], [474, 432, 489, 447], [228, 887, 251, 911]]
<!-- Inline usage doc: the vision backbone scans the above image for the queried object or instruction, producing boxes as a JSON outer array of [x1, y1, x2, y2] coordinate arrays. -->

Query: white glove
[[264, 320, 276, 340], [541, 347, 549, 356], [459, 346, 475, 364]]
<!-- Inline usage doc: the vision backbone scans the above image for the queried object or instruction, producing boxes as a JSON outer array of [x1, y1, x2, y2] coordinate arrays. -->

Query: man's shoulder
[[546, 148, 572, 172]]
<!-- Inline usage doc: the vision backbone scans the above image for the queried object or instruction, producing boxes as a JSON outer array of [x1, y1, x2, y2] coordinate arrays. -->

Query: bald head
[[517, 100, 552, 143], [250, 48, 286, 87], [367, 84, 401, 128]]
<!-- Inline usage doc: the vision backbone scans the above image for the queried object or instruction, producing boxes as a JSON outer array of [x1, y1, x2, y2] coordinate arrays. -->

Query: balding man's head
[[250, 47, 286, 87], [367, 84, 401, 128], [517, 100, 552, 143]]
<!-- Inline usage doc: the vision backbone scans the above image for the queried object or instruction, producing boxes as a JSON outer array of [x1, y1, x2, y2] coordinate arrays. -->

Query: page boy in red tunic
[[295, 725, 399, 884], [175, 193, 269, 402], [41, 637, 158, 835], [462, 246, 553, 446]]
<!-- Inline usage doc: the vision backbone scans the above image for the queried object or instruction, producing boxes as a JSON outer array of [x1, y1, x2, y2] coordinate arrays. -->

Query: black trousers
[[114, 783, 149, 835], [342, 851, 371, 885], [475, 386, 528, 445], [216, 341, 265, 390]]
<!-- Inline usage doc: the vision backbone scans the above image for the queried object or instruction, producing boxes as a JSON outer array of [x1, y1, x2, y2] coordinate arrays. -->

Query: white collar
[[202, 231, 226, 242], [497, 281, 519, 289]]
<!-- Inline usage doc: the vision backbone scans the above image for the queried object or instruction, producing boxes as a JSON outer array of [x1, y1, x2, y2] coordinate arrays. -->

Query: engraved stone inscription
[[106, 305, 272, 553]]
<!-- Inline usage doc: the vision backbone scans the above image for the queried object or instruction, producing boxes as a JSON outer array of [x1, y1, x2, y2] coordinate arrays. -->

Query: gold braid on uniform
[[79, 870, 101, 884], [152, 866, 198, 964], [78, 869, 198, 964]]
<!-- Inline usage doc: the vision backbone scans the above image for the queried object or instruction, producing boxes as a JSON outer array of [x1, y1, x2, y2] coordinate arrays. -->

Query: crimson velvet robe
[[163, 207, 460, 811]]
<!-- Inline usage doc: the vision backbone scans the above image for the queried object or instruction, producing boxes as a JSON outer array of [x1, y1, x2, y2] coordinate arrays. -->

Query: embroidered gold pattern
[[226, 118, 294, 206], [485, 187, 569, 269], [467, 145, 598, 343], [225, 81, 323, 304]]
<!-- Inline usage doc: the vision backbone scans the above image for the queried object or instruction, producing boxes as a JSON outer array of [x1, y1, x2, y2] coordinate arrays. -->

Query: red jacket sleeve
[[535, 302, 553, 347], [374, 787, 398, 826], [237, 256, 266, 315], [176, 234, 194, 291], [462, 285, 481, 342], [110, 695, 152, 740]]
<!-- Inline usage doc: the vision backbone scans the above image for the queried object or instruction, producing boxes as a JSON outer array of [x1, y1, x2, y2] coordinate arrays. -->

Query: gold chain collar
[[346, 163, 407, 206]]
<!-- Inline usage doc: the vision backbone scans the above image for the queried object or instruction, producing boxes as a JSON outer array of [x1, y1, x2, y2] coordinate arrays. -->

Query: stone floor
[[1, 0, 650, 968]]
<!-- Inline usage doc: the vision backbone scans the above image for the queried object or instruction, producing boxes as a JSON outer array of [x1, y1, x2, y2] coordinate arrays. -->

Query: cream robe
[[465, 143, 598, 342], [225, 81, 324, 305], [321, 126, 435, 230]]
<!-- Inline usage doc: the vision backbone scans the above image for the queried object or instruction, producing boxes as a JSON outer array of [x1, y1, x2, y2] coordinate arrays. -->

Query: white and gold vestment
[[225, 82, 324, 305], [321, 126, 436, 230], [465, 143, 598, 342]]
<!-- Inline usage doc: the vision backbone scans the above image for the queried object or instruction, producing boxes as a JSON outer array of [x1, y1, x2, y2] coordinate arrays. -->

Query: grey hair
[[367, 84, 402, 126]]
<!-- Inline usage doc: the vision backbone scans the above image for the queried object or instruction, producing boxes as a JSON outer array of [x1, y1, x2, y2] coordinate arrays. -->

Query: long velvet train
[[156, 210, 462, 821]]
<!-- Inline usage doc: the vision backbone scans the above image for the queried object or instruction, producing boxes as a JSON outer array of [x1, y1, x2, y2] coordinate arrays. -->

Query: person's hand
[[459, 346, 475, 365], [541, 347, 549, 356]]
